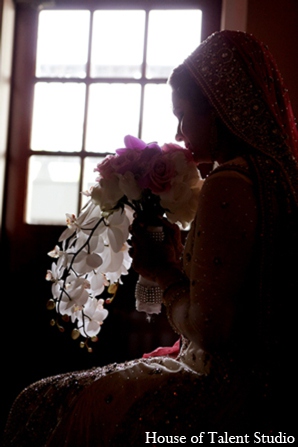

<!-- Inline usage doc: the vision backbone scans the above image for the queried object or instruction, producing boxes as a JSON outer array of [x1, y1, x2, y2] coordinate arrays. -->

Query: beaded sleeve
[[163, 160, 258, 349]]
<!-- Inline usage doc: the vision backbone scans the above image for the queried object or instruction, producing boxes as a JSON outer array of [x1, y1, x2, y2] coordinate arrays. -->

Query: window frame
[[28, 8, 196, 223], [5, 0, 221, 232]]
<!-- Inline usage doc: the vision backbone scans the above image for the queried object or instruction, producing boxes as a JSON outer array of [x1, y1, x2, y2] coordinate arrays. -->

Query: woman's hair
[[168, 64, 211, 113], [179, 31, 298, 160], [169, 63, 242, 153]]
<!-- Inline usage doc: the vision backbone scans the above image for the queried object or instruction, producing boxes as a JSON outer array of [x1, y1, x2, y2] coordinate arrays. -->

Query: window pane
[[91, 10, 145, 78], [26, 155, 81, 224], [146, 10, 202, 78], [142, 84, 177, 146], [36, 10, 90, 78], [83, 156, 104, 190], [85, 83, 141, 152], [31, 82, 86, 152]]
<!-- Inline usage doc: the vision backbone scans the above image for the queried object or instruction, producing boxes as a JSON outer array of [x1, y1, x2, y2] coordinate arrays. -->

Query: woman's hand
[[129, 217, 184, 285]]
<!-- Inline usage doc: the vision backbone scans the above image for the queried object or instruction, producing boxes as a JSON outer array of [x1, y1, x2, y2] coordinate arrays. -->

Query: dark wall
[[246, 0, 298, 118]]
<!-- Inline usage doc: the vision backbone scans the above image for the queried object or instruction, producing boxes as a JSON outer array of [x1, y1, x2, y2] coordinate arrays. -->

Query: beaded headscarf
[[183, 31, 298, 158], [183, 30, 298, 206], [182, 31, 298, 373]]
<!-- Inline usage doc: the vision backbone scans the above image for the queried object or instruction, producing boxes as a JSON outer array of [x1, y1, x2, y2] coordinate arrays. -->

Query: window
[[2, 0, 221, 386], [25, 7, 202, 225]]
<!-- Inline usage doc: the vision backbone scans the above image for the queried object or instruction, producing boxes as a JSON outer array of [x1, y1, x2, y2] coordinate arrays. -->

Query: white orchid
[[104, 208, 131, 252], [46, 260, 62, 283], [58, 287, 89, 317], [87, 270, 108, 297], [72, 249, 103, 274], [58, 201, 102, 242], [103, 242, 132, 283], [46, 259, 65, 301], [46, 204, 132, 345], [77, 298, 109, 338]]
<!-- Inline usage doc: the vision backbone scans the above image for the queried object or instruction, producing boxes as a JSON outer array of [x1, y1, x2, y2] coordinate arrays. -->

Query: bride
[[3, 30, 297, 446]]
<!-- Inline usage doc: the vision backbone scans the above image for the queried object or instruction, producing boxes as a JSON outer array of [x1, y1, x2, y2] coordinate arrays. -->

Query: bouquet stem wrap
[[135, 226, 164, 315]]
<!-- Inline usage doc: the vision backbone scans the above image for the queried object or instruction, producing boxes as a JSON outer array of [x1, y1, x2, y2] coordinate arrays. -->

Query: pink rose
[[111, 147, 162, 187], [140, 152, 176, 194], [162, 143, 194, 163], [110, 149, 142, 176], [94, 155, 115, 180], [95, 135, 163, 185]]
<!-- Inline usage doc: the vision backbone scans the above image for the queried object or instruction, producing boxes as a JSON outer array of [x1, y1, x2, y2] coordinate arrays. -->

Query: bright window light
[[26, 8, 202, 224]]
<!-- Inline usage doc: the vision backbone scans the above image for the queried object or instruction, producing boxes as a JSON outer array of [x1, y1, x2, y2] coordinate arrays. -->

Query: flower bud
[[108, 283, 118, 295], [71, 329, 80, 340], [46, 299, 56, 310]]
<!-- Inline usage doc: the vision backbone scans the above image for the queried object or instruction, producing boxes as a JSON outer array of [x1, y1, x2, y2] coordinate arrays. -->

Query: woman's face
[[172, 90, 214, 164]]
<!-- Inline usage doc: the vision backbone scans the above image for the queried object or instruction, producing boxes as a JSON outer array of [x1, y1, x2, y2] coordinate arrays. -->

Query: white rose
[[91, 175, 123, 211], [118, 171, 142, 201], [160, 181, 202, 228], [168, 150, 188, 174]]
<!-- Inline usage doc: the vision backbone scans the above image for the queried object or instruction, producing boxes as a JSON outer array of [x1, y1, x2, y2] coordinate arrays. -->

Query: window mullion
[[138, 9, 149, 139], [81, 9, 93, 153], [78, 11, 94, 212]]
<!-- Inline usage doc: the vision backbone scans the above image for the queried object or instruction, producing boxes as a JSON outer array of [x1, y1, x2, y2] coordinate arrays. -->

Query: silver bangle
[[135, 283, 163, 304]]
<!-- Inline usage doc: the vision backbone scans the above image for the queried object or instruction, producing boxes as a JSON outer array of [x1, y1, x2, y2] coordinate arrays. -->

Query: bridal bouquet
[[46, 135, 203, 350]]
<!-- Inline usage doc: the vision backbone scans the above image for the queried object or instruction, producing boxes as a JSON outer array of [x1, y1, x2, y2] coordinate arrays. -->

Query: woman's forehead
[[171, 91, 185, 112]]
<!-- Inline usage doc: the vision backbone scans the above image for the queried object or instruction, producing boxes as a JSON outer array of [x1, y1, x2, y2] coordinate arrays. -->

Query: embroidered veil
[[180, 31, 298, 420]]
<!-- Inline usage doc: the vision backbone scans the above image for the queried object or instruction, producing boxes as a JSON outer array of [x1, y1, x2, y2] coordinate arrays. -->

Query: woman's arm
[[162, 170, 258, 353], [129, 215, 185, 285]]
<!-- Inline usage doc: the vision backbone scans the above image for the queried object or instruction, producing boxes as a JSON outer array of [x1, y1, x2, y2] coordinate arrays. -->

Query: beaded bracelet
[[135, 282, 163, 304], [148, 230, 165, 242]]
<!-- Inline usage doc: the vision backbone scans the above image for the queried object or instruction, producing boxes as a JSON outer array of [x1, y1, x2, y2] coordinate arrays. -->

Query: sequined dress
[[4, 157, 289, 446]]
